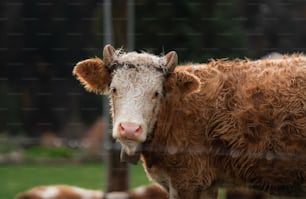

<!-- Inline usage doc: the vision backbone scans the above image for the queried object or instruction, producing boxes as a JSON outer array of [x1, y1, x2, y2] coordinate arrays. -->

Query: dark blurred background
[[1, 0, 306, 151]]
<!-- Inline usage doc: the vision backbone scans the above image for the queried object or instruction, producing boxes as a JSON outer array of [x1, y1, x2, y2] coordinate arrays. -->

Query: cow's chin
[[119, 139, 142, 165], [119, 139, 141, 155]]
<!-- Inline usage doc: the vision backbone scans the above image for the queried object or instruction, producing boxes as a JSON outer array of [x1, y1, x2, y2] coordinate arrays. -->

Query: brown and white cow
[[15, 185, 103, 199], [74, 45, 306, 198], [15, 184, 168, 199]]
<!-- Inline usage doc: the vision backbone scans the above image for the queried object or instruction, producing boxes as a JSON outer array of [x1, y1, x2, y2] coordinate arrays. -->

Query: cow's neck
[[141, 95, 189, 167]]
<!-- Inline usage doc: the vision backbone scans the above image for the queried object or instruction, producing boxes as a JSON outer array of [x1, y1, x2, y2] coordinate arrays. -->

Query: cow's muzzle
[[118, 122, 143, 141]]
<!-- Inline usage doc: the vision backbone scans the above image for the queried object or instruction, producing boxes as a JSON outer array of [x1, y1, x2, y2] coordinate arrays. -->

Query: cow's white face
[[110, 64, 165, 155], [73, 44, 201, 163]]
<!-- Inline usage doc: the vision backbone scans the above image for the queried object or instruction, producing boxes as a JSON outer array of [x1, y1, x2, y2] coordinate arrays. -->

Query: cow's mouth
[[118, 123, 156, 164]]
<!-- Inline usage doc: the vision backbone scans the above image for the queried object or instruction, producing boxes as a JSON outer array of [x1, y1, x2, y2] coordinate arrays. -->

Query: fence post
[[103, 0, 133, 193]]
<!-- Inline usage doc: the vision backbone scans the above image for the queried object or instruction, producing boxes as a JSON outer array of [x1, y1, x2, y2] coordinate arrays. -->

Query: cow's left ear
[[165, 71, 201, 95]]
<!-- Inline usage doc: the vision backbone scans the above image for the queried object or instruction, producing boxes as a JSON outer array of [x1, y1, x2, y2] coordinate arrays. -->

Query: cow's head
[[73, 44, 200, 163]]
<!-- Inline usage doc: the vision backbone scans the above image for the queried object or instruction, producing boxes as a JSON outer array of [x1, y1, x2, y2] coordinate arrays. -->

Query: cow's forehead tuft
[[111, 64, 165, 86], [113, 51, 167, 70]]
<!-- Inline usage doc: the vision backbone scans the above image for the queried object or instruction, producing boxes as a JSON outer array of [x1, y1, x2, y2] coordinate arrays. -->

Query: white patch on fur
[[169, 181, 178, 199], [110, 52, 166, 155], [35, 187, 59, 198], [105, 192, 130, 199], [72, 187, 104, 199], [168, 146, 178, 155], [132, 185, 147, 195]]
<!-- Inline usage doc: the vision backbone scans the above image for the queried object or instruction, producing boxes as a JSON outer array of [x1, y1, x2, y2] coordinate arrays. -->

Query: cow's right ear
[[73, 58, 111, 94], [165, 70, 201, 96]]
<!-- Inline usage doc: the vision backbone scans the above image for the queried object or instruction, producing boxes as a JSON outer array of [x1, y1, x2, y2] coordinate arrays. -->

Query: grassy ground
[[0, 162, 150, 199]]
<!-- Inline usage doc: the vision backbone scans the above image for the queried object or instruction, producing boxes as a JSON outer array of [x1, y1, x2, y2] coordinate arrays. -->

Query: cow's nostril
[[119, 123, 125, 132], [135, 126, 141, 133]]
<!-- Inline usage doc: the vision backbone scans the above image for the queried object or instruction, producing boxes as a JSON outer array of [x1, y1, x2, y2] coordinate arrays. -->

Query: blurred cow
[[15, 184, 167, 199], [15, 185, 103, 199]]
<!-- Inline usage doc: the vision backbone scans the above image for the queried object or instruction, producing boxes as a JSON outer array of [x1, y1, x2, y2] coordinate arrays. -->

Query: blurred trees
[[0, 0, 104, 137], [0, 0, 305, 137], [135, 0, 248, 62]]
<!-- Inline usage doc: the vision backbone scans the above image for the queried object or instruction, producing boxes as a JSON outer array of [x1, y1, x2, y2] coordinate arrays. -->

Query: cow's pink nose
[[118, 122, 142, 140]]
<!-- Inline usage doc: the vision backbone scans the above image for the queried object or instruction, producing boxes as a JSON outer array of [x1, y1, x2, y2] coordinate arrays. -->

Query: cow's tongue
[[120, 146, 141, 165]]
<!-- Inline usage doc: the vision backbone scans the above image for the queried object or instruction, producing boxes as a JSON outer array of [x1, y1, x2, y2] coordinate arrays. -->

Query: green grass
[[0, 162, 149, 199], [25, 146, 76, 158]]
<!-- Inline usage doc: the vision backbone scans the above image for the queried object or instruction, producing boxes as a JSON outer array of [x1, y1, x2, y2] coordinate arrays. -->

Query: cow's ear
[[165, 51, 178, 72], [73, 58, 111, 94], [165, 71, 201, 95], [103, 44, 116, 66]]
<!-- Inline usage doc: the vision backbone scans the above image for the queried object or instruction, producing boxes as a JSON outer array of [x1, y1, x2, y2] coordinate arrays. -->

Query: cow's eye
[[153, 91, 160, 98], [110, 87, 117, 94]]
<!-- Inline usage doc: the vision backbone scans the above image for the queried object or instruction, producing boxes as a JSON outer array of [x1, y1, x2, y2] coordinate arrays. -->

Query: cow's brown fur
[[74, 50, 306, 198], [142, 55, 306, 198], [219, 188, 267, 199]]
